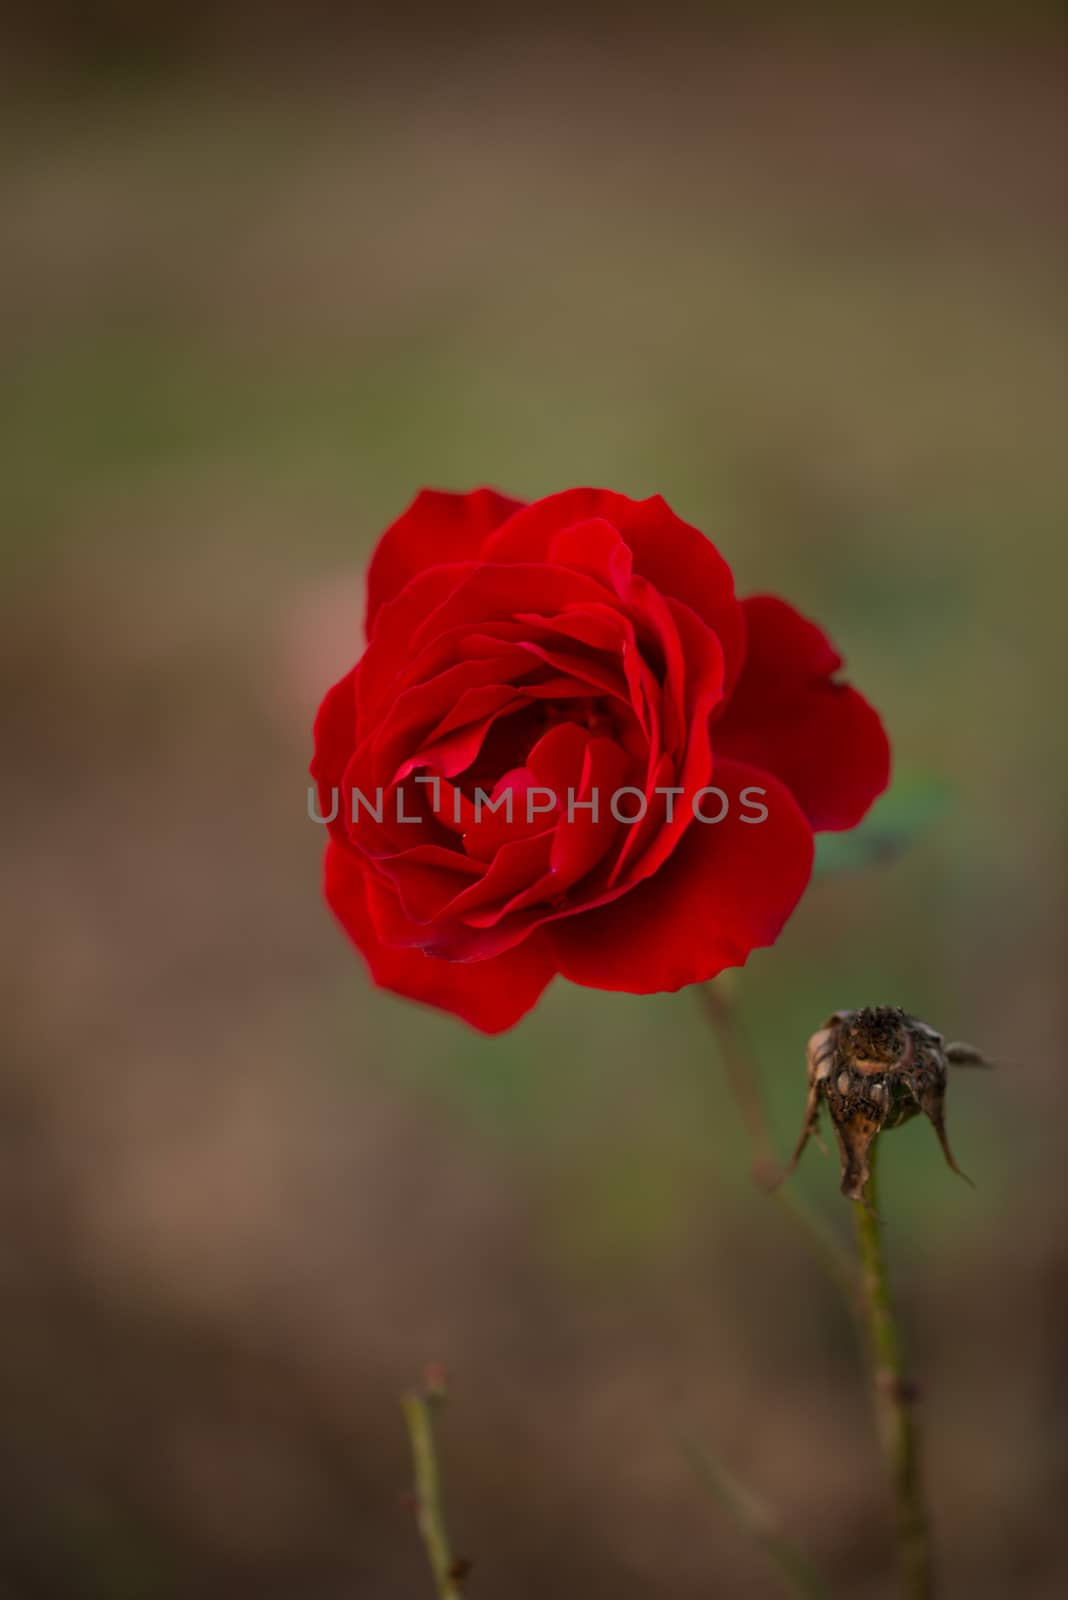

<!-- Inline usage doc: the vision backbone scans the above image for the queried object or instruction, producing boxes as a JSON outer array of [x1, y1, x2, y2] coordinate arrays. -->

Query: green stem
[[698, 982, 779, 1186], [402, 1383, 465, 1599], [683, 1438, 829, 1599], [699, 984, 857, 1309], [853, 1145, 934, 1599]]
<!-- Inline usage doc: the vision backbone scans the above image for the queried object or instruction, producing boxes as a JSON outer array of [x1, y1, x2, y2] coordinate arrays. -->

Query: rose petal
[[369, 646, 541, 781], [325, 843, 555, 1033], [369, 842, 483, 924], [394, 687, 529, 781], [365, 487, 524, 637], [406, 562, 615, 658], [357, 564, 481, 722], [543, 735, 632, 889], [442, 832, 555, 921], [310, 666, 358, 847], [546, 516, 634, 592], [608, 595, 723, 887], [549, 760, 813, 992], [714, 596, 891, 831], [484, 488, 745, 692], [460, 767, 544, 860]]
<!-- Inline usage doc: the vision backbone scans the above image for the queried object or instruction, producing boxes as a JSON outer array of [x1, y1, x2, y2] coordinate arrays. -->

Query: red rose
[[311, 488, 890, 1033]]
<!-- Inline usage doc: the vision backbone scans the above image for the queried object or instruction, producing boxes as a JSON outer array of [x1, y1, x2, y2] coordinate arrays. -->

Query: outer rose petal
[[549, 760, 813, 993], [714, 595, 891, 832], [324, 843, 556, 1034], [310, 666, 358, 847], [365, 487, 524, 639]]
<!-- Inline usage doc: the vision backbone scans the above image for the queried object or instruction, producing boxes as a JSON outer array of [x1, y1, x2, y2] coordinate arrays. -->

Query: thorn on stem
[[877, 1371, 921, 1406], [423, 1361, 448, 1401]]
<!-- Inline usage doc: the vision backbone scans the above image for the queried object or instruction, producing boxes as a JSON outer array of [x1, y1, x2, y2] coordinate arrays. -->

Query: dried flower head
[[781, 1006, 985, 1202]]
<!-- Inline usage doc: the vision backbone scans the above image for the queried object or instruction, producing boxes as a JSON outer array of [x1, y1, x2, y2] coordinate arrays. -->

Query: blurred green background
[[2, 7, 1066, 1598]]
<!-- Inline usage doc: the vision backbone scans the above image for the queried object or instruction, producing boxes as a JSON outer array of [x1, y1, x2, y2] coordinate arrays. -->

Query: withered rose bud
[[780, 1007, 985, 1202]]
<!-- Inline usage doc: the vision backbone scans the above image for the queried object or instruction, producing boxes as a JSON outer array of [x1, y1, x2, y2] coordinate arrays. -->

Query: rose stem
[[402, 1375, 465, 1599], [682, 1437, 830, 1599], [701, 984, 935, 1593], [698, 983, 857, 1307], [853, 1143, 934, 1600]]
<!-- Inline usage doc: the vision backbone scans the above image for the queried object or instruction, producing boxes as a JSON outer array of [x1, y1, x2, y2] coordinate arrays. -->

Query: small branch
[[698, 983, 857, 1308], [402, 1369, 467, 1599], [853, 1145, 934, 1600], [683, 1438, 829, 1600], [698, 983, 778, 1189]]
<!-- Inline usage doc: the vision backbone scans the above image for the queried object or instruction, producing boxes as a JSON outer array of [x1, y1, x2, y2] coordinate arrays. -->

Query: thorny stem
[[699, 983, 936, 1595], [402, 1375, 466, 1600], [853, 1145, 934, 1600], [698, 984, 857, 1309]]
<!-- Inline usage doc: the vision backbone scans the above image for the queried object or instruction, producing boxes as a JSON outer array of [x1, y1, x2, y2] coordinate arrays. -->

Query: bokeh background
[[3, 6, 1066, 1597]]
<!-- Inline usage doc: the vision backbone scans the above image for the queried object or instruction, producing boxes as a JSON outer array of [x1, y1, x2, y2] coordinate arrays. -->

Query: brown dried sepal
[[779, 1007, 975, 1202]]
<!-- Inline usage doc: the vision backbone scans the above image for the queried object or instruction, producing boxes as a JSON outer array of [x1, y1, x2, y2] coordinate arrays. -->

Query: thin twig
[[853, 1144, 934, 1600], [698, 983, 857, 1309], [698, 983, 778, 1187], [682, 1438, 829, 1599], [402, 1371, 466, 1599]]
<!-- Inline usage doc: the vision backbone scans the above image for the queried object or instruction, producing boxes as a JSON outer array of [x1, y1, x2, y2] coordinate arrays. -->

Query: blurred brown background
[[2, 6, 1066, 1597]]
